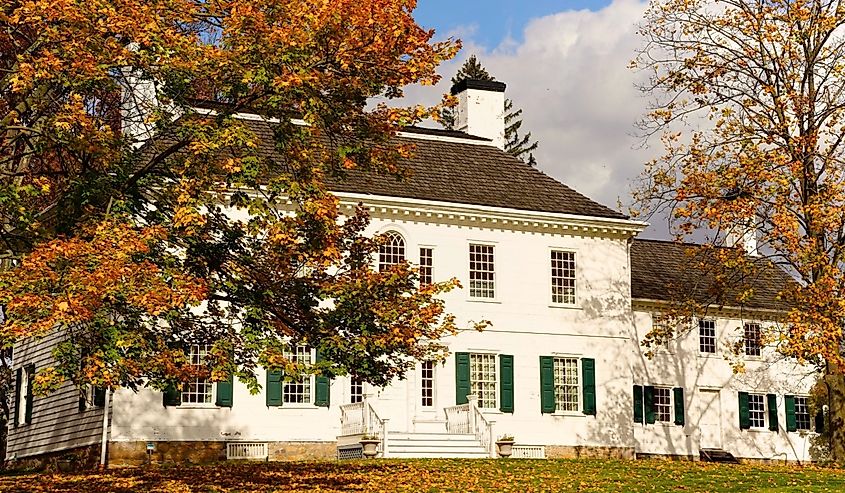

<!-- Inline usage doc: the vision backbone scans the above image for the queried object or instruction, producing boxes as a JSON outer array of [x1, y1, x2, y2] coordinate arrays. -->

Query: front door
[[699, 389, 723, 449]]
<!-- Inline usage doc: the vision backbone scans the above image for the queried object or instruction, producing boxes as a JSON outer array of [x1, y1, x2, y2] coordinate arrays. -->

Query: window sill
[[746, 428, 772, 433], [744, 355, 764, 361], [697, 353, 719, 359], [273, 404, 320, 409], [551, 411, 586, 417], [467, 298, 501, 304], [177, 404, 220, 409], [548, 304, 581, 310]]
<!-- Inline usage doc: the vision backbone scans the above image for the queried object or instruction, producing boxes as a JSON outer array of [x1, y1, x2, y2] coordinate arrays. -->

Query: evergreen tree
[[442, 55, 539, 165]]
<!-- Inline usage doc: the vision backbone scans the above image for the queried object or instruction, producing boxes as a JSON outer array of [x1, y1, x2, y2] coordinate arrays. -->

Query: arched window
[[378, 231, 405, 271]]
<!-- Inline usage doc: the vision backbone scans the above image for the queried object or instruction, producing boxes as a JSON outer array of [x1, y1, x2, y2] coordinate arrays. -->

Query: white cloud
[[402, 0, 666, 233]]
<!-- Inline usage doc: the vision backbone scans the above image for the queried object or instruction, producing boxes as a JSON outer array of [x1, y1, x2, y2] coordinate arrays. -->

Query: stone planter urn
[[360, 438, 381, 459], [496, 439, 515, 458]]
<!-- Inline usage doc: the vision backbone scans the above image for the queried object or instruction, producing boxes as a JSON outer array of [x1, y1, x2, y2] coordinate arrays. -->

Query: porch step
[[385, 432, 490, 459], [700, 448, 739, 463]]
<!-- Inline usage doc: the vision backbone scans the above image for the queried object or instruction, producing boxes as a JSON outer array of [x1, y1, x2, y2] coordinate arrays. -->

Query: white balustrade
[[445, 394, 497, 457]]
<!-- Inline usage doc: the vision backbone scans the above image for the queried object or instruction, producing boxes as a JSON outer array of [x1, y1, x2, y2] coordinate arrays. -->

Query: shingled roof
[[630, 239, 794, 312], [237, 118, 627, 219]]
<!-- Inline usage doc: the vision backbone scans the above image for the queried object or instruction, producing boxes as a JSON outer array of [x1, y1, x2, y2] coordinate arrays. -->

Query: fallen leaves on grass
[[1, 459, 843, 493]]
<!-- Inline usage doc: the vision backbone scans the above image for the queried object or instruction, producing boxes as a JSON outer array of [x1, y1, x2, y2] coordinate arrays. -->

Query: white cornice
[[632, 298, 785, 320], [333, 191, 648, 238]]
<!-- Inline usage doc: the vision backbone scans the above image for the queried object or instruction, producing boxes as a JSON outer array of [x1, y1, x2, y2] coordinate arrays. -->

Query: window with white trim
[[551, 250, 576, 304], [654, 387, 672, 423], [18, 365, 32, 426], [744, 323, 762, 356], [378, 231, 405, 271], [419, 248, 433, 286], [421, 360, 435, 407], [469, 353, 497, 408], [469, 244, 495, 298], [748, 393, 766, 428], [350, 376, 363, 404], [795, 396, 811, 431], [283, 345, 314, 404], [699, 319, 716, 354], [553, 357, 580, 412], [182, 344, 213, 404]]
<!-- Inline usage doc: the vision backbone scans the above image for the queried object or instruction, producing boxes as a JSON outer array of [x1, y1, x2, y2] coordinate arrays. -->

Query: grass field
[[1, 458, 843, 492]]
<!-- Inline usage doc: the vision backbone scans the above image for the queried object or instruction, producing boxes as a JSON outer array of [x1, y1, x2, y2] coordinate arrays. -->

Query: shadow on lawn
[[0, 461, 417, 493]]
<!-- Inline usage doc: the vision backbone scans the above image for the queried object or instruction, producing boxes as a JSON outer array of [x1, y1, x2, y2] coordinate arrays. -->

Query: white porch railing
[[444, 394, 496, 458], [338, 395, 390, 457]]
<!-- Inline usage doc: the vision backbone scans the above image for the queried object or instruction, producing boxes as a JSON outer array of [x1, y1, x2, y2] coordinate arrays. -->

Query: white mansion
[[6, 79, 818, 466]]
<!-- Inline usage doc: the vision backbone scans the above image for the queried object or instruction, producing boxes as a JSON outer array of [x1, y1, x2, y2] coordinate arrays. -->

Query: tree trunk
[[826, 372, 845, 463]]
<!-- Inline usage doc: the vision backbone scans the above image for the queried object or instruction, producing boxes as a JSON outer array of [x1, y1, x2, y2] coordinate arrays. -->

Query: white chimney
[[451, 79, 506, 149], [726, 223, 759, 257]]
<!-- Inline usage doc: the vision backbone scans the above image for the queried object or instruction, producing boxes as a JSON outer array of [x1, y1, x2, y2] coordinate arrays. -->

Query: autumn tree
[[441, 55, 539, 164], [0, 0, 465, 404], [633, 0, 845, 460]]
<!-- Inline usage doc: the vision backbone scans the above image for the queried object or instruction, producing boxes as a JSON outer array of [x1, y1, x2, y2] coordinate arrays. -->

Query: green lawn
[[1, 458, 843, 492]]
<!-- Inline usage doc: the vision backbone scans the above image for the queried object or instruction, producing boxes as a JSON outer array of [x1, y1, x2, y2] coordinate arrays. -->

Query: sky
[[403, 0, 668, 237]]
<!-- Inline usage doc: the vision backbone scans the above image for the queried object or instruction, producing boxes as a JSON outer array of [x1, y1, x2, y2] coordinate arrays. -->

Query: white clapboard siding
[[5, 329, 109, 460]]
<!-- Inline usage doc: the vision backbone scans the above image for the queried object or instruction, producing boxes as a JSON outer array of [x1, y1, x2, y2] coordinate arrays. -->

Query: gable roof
[[238, 118, 627, 220], [630, 239, 794, 312]]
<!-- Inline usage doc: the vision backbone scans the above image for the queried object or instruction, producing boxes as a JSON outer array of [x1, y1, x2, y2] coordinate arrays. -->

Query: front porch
[[337, 394, 504, 459]]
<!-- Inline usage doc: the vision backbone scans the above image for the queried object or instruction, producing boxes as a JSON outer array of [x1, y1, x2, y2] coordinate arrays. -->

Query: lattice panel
[[337, 444, 364, 460], [226, 442, 269, 461], [511, 445, 546, 459]]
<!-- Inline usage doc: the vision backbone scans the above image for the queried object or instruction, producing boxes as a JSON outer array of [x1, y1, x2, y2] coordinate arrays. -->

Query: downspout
[[99, 388, 111, 469]]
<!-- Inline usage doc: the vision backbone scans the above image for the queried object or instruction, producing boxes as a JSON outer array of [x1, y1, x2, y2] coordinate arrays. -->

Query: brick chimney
[[450, 79, 507, 149]]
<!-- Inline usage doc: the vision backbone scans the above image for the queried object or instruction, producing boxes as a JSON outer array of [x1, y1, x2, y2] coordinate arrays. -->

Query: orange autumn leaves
[[633, 0, 845, 369], [1, 0, 462, 393], [0, 219, 207, 340]]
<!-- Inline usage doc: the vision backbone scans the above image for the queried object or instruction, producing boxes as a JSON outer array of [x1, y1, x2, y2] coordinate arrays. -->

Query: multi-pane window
[[378, 231, 405, 271], [419, 248, 433, 286], [469, 353, 497, 408], [182, 344, 213, 404], [654, 387, 672, 422], [350, 376, 363, 404], [795, 396, 811, 431], [283, 346, 313, 404], [748, 393, 766, 428], [421, 361, 435, 407], [744, 323, 762, 356], [469, 244, 495, 298], [553, 358, 580, 412], [551, 250, 576, 304], [699, 319, 716, 354]]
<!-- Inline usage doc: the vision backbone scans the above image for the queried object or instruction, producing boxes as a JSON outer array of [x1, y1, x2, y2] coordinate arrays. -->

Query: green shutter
[[24, 365, 34, 424], [815, 409, 826, 433], [499, 355, 514, 413], [785, 395, 797, 432], [644, 386, 656, 424], [673, 387, 685, 426], [455, 352, 470, 405], [163, 384, 182, 407], [79, 390, 87, 412], [539, 356, 555, 414], [216, 376, 234, 408], [14, 368, 21, 428], [93, 387, 106, 407], [767, 394, 779, 432], [633, 385, 644, 424], [314, 350, 330, 407], [738, 392, 750, 430], [582, 358, 596, 416], [266, 370, 283, 407]]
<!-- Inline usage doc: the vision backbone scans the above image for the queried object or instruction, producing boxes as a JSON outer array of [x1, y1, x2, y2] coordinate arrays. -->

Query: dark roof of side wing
[[630, 239, 794, 311], [238, 118, 628, 219]]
